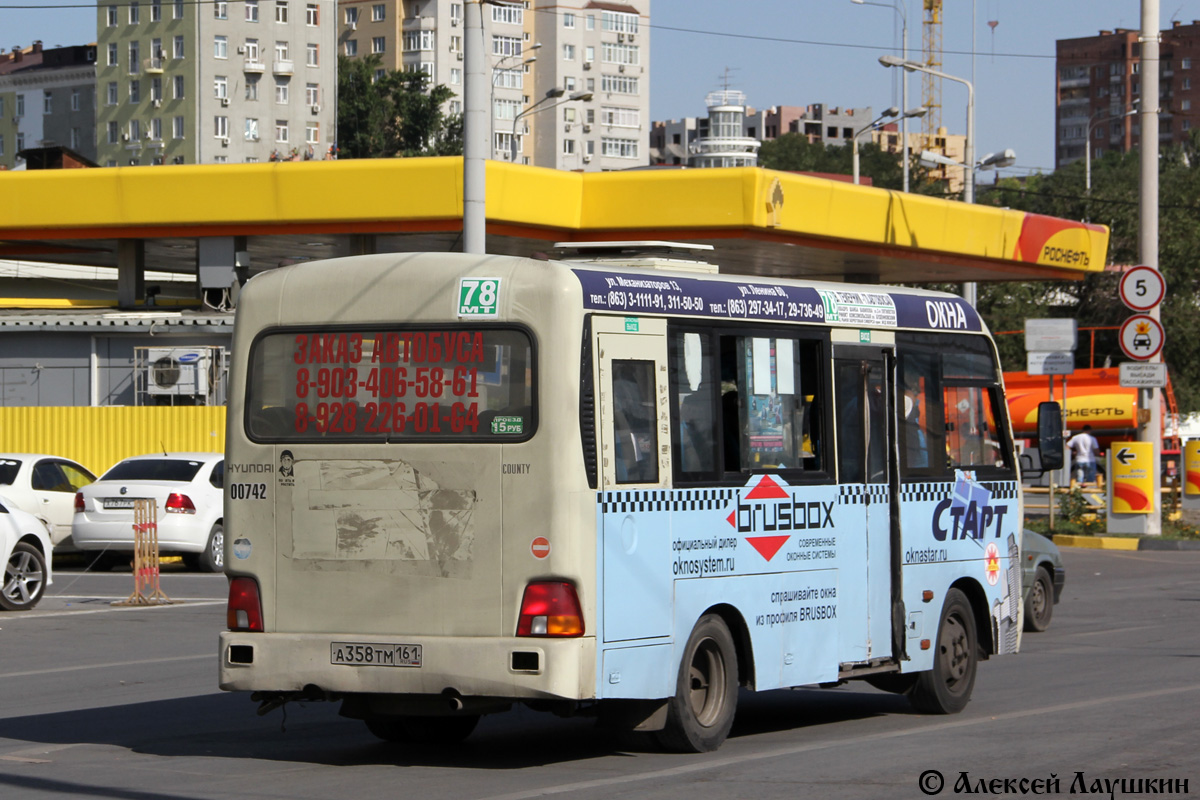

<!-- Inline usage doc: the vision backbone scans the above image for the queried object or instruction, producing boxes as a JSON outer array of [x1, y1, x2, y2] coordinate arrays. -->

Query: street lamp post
[[853, 105, 926, 185], [881, 55, 976, 305], [1085, 103, 1137, 194], [490, 45, 539, 155], [852, 0, 911, 191], [510, 89, 592, 163]]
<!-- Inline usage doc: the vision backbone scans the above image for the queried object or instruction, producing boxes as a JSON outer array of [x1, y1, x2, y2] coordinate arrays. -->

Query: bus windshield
[[245, 327, 535, 442]]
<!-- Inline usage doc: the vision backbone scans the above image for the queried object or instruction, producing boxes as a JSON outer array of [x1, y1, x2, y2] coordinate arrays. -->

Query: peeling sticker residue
[[291, 460, 476, 576]]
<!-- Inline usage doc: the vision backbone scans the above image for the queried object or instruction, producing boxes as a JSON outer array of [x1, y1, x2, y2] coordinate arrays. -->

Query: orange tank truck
[[1004, 368, 1138, 447]]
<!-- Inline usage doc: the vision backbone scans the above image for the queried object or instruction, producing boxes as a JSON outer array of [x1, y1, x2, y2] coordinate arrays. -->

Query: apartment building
[[337, 0, 650, 170], [0, 42, 98, 170], [95, 0, 338, 166], [1056, 21, 1200, 169]]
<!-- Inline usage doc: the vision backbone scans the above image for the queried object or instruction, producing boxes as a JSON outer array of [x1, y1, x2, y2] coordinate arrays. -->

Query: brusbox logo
[[725, 475, 834, 561]]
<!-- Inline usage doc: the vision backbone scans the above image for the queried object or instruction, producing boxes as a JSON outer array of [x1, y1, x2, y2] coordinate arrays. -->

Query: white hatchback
[[0, 454, 96, 551], [1, 492, 54, 611], [73, 453, 225, 572]]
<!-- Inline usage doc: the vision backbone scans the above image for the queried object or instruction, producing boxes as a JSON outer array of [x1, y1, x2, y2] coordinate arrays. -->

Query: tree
[[758, 132, 943, 194], [336, 55, 462, 159]]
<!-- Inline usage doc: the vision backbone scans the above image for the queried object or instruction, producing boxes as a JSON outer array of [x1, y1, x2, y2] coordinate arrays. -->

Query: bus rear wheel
[[909, 588, 977, 714], [655, 614, 738, 753], [365, 714, 480, 744]]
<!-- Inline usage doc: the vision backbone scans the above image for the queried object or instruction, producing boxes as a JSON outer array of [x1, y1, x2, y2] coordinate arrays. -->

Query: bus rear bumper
[[218, 631, 596, 702]]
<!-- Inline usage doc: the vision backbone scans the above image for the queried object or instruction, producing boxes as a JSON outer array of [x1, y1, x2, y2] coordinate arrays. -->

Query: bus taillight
[[227, 577, 264, 632], [517, 581, 584, 637]]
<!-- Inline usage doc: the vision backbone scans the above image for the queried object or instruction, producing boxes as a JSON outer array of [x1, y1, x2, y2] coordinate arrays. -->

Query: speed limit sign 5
[[1119, 266, 1165, 311]]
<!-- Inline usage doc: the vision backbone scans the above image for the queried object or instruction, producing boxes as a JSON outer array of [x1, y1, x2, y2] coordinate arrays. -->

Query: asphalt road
[[1, 549, 1197, 800]]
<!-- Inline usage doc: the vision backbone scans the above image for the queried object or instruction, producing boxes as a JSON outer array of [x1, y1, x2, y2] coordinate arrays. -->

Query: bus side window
[[612, 360, 658, 484], [671, 331, 719, 477], [900, 352, 938, 475]]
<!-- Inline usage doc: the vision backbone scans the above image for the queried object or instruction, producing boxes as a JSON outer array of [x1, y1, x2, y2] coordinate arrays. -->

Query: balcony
[[402, 14, 436, 30], [273, 60, 294, 76], [244, 58, 266, 73], [143, 57, 164, 74]]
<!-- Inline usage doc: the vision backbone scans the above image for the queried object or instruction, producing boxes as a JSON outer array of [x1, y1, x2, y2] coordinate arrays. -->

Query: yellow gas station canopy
[[0, 157, 1108, 284]]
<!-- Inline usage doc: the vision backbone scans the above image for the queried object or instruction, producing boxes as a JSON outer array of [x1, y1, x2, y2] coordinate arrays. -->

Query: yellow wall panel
[[0, 407, 225, 475]]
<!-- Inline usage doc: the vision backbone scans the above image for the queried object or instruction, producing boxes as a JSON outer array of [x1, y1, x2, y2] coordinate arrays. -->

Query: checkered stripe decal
[[898, 480, 1019, 503], [599, 489, 736, 514], [837, 485, 891, 506]]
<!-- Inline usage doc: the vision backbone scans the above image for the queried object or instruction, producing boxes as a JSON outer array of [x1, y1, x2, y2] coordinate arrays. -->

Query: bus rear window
[[245, 327, 535, 442]]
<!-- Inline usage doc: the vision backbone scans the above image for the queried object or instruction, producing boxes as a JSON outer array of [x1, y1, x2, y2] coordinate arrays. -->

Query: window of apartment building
[[275, 119, 288, 142], [246, 0, 259, 22], [586, 14, 595, 30], [215, 115, 229, 138], [306, 43, 319, 66], [492, 35, 521, 57], [41, 91, 51, 114], [601, 136, 637, 158], [213, 155, 228, 163], [150, 117, 162, 140], [345, 39, 358, 56], [450, 35, 462, 53], [107, 120, 119, 143], [492, 3, 521, 24], [563, 107, 576, 123], [129, 41, 141, 73], [372, 4, 386, 22], [215, 1, 228, 19], [451, 67, 461, 85], [585, 45, 594, 63], [275, 1, 289, 23], [586, 139, 594, 156], [215, 75, 228, 99], [493, 66, 521, 88], [174, 74, 185, 98], [601, 106, 638, 127], [305, 82, 319, 105], [602, 42, 638, 66], [494, 131, 519, 155], [174, 35, 185, 58], [246, 74, 260, 99], [215, 35, 228, 59], [345, 7, 359, 25], [107, 82, 119, 105], [68, 127, 79, 149], [601, 10, 638, 34], [245, 117, 260, 140], [275, 77, 289, 103], [306, 4, 319, 25], [129, 80, 141, 103], [150, 76, 162, 101], [107, 5, 118, 26], [13, 93, 23, 117], [151, 0, 161, 21], [71, 88, 80, 111], [129, 2, 140, 25], [419, 62, 434, 80], [275, 40, 289, 60], [563, 44, 575, 61], [129, 119, 141, 140], [174, 0, 184, 19], [108, 42, 118, 66], [1132, 62, 1140, 74], [494, 98, 519, 120], [450, 3, 462, 24], [564, 75, 576, 91], [1184, 99, 1193, 111], [373, 68, 386, 81], [373, 36, 386, 54], [245, 38, 261, 62], [1186, 119, 1193, 131], [563, 138, 577, 155], [174, 115, 185, 138], [563, 12, 575, 28], [1184, 58, 1193, 70], [403, 31, 434, 51], [586, 108, 594, 124], [306, 121, 319, 143], [448, 99, 461, 114], [1133, 80, 1140, 95], [150, 36, 163, 61], [1185, 77, 1193, 90]]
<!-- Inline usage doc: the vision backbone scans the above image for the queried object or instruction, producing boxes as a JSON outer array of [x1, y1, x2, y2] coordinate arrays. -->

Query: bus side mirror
[[1037, 402, 1065, 471]]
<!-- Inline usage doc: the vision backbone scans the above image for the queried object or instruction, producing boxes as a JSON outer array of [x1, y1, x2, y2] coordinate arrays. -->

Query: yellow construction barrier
[[115, 499, 172, 606]]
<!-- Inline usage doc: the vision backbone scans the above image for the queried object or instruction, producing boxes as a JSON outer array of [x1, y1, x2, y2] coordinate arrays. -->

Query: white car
[[1, 492, 54, 611], [0, 454, 96, 551], [73, 453, 225, 573]]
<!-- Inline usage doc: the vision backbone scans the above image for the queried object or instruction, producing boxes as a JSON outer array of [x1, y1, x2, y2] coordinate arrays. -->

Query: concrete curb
[[1051, 534, 1200, 551]]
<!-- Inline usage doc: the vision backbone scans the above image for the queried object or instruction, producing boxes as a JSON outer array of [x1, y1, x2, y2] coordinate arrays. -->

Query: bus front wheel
[[655, 614, 738, 753], [909, 588, 978, 714]]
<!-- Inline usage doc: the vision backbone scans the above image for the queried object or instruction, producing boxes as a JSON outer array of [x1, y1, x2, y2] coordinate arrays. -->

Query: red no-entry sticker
[[531, 537, 551, 559]]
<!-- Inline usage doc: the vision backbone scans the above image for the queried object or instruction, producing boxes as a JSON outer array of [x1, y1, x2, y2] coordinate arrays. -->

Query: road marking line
[[477, 684, 1200, 800], [0, 654, 212, 680], [0, 600, 224, 622]]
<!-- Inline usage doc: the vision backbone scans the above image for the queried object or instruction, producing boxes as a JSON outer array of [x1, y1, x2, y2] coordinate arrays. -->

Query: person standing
[[1067, 425, 1101, 485]]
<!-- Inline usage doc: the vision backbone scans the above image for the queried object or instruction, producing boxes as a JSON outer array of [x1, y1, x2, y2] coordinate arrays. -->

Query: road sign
[[1118, 314, 1164, 361], [1119, 266, 1166, 312], [1119, 362, 1168, 388], [1024, 318, 1077, 352], [1109, 441, 1154, 514], [530, 536, 551, 559], [1026, 351, 1075, 376]]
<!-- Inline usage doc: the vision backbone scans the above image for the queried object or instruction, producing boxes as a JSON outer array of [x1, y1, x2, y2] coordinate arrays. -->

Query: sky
[[3, 1, 1199, 175]]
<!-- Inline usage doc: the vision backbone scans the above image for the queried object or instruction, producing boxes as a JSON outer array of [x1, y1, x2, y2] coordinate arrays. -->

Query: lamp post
[[852, 0, 911, 191], [853, 105, 926, 185], [1085, 103, 1137, 194], [490, 44, 539, 155], [510, 89, 592, 163]]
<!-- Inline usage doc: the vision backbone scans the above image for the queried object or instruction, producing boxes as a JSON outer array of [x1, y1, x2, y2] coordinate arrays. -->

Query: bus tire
[[655, 614, 738, 753], [365, 714, 480, 744], [909, 588, 977, 714]]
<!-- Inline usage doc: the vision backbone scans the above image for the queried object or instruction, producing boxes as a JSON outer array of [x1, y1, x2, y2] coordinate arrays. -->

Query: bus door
[[834, 344, 896, 663], [594, 316, 673, 647]]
